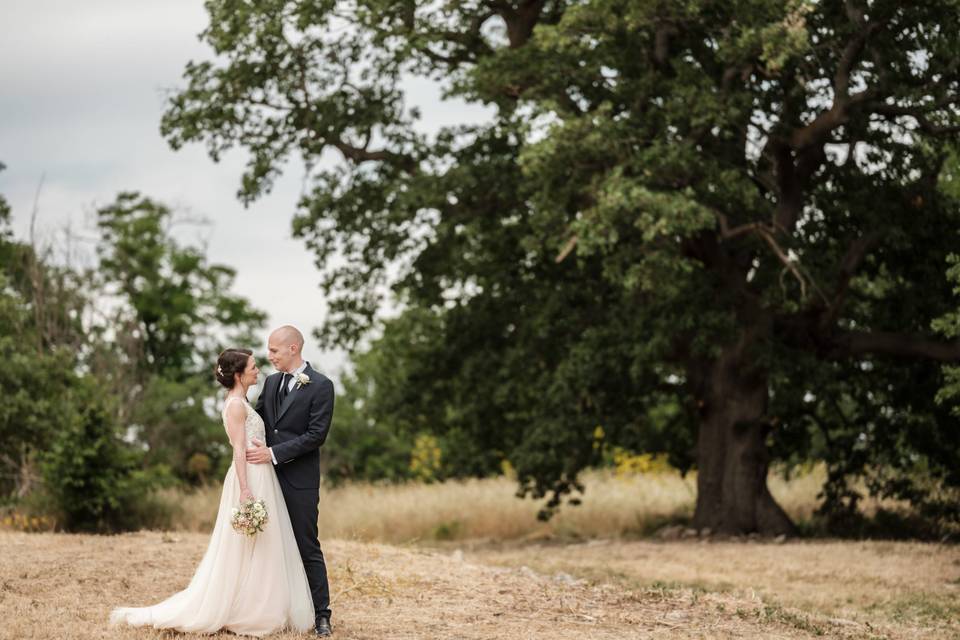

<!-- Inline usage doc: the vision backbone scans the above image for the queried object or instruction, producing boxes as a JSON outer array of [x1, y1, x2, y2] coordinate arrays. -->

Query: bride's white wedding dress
[[110, 396, 314, 636]]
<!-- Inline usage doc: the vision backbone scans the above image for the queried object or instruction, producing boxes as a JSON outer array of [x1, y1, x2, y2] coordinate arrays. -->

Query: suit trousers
[[276, 471, 331, 622]]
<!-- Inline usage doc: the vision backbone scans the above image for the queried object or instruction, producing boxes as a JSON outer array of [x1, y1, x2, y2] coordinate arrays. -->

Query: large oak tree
[[163, 0, 960, 534]]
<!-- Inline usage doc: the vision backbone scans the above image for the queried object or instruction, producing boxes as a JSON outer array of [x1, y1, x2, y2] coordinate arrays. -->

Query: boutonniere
[[295, 372, 312, 389]]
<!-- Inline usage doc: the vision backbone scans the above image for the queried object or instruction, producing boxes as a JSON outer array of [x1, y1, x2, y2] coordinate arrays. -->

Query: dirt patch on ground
[[0, 531, 947, 639]]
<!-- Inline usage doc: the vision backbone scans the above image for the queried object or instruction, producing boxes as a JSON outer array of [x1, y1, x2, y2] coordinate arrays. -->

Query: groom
[[248, 325, 334, 637]]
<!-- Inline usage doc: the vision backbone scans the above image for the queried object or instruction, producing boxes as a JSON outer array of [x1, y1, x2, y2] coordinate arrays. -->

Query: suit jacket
[[255, 363, 334, 489]]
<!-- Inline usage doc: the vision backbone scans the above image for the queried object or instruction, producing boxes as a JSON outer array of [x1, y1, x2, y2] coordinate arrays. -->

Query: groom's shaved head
[[267, 325, 305, 373], [271, 325, 304, 349]]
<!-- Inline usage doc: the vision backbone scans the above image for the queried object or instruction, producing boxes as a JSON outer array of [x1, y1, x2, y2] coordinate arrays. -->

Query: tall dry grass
[[158, 466, 829, 543]]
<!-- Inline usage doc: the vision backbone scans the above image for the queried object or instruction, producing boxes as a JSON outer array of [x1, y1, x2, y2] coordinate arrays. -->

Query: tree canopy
[[163, 0, 960, 534]]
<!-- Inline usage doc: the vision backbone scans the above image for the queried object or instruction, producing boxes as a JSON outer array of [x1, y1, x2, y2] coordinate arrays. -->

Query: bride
[[110, 348, 314, 636]]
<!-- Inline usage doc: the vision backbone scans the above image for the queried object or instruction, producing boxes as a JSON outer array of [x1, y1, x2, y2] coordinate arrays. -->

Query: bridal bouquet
[[231, 498, 268, 537]]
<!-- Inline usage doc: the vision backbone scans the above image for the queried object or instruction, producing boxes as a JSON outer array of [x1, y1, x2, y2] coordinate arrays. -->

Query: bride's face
[[238, 356, 259, 387]]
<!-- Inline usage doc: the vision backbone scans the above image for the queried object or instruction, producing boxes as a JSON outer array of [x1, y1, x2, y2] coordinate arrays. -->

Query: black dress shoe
[[315, 617, 332, 636]]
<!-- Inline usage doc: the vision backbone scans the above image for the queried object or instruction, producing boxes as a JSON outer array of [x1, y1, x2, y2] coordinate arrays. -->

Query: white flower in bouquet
[[231, 498, 269, 537]]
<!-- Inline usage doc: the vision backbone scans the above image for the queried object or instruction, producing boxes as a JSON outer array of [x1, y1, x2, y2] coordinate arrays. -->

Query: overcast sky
[[0, 0, 493, 381]]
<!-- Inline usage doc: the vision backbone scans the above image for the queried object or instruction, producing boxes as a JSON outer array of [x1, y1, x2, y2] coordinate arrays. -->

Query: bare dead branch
[[716, 212, 827, 303], [555, 235, 578, 263]]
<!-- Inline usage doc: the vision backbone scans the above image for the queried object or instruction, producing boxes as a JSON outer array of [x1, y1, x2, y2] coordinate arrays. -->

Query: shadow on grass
[[796, 507, 959, 543]]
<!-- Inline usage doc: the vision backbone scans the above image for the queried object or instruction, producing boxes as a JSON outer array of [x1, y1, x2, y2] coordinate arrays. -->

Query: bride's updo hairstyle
[[215, 348, 253, 389]]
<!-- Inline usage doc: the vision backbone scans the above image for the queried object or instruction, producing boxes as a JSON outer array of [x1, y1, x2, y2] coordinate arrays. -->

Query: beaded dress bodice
[[221, 396, 265, 445]]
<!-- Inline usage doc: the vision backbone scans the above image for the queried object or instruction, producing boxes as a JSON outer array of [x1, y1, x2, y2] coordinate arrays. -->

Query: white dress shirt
[[283, 361, 309, 392]]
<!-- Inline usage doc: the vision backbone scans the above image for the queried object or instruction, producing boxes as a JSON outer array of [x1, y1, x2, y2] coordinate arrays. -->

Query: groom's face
[[267, 337, 296, 373]]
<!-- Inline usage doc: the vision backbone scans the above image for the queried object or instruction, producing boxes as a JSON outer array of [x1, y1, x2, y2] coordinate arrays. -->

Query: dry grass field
[[0, 531, 957, 640], [3, 469, 956, 639], [160, 467, 832, 542]]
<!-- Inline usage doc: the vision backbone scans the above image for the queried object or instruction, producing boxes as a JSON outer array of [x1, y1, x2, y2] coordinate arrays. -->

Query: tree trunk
[[689, 327, 796, 536]]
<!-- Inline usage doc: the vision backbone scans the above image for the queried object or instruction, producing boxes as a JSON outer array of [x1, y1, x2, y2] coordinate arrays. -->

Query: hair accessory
[[217, 365, 223, 375]]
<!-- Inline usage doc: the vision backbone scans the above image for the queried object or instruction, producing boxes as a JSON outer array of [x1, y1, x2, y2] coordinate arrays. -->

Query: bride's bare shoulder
[[223, 397, 248, 419]]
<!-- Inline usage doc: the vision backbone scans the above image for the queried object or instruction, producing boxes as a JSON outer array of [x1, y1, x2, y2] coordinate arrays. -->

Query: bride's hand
[[240, 488, 254, 503]]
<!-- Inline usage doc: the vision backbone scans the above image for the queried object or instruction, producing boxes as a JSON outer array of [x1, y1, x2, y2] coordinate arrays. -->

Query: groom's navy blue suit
[[255, 362, 334, 623]]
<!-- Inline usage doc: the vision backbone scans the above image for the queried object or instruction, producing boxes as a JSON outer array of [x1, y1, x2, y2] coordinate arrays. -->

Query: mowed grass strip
[[467, 538, 960, 640], [0, 531, 897, 640]]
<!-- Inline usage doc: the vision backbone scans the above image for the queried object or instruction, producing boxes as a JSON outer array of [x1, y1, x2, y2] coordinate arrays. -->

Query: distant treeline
[[0, 183, 266, 532]]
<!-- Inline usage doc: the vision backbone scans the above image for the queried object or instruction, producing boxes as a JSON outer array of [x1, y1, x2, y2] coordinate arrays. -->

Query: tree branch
[[331, 140, 418, 172], [555, 234, 577, 263], [486, 0, 546, 48], [833, 19, 882, 102], [422, 9, 497, 64], [830, 330, 960, 361], [790, 16, 886, 151], [652, 22, 679, 72], [820, 231, 881, 328], [715, 212, 827, 303], [844, 0, 867, 26], [869, 95, 960, 135]]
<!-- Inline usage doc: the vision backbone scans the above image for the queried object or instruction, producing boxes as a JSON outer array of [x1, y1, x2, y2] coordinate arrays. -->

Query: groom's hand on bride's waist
[[246, 439, 276, 465]]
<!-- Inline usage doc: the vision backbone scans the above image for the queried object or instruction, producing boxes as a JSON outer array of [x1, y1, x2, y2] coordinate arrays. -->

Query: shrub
[[39, 379, 166, 533]]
